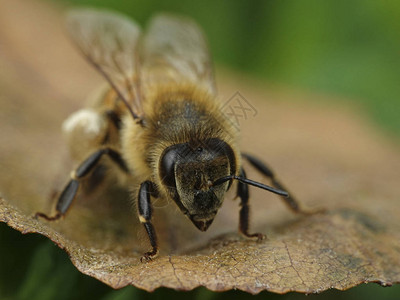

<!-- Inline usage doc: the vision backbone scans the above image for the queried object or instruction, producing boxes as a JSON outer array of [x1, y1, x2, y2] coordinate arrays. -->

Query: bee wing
[[140, 13, 216, 94], [66, 9, 143, 119]]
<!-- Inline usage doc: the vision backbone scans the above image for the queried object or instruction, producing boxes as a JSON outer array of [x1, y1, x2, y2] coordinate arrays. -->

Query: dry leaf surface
[[1, 0, 400, 294]]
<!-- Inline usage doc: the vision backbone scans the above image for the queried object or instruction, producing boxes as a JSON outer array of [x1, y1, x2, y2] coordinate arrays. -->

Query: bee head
[[159, 138, 236, 231]]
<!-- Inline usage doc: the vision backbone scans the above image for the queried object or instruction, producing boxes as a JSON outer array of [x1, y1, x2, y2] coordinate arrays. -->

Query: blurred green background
[[52, 0, 400, 136], [1, 0, 399, 299]]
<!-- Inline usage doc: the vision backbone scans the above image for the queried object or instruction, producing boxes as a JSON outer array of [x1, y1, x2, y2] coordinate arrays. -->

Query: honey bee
[[35, 9, 305, 262]]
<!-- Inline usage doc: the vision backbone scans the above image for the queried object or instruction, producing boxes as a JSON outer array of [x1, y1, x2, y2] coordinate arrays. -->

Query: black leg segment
[[75, 148, 129, 177], [35, 147, 129, 221], [137, 181, 159, 262], [242, 153, 303, 213], [237, 168, 266, 241]]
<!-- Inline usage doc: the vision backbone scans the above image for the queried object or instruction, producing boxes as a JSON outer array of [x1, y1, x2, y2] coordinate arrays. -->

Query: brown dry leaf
[[1, 0, 400, 294]]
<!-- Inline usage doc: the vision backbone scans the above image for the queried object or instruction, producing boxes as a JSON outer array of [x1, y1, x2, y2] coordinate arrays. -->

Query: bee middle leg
[[35, 148, 129, 221], [137, 181, 159, 262], [237, 168, 266, 241], [242, 153, 307, 214]]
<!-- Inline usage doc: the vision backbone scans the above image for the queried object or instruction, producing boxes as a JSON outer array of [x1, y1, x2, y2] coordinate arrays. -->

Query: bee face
[[159, 138, 236, 231]]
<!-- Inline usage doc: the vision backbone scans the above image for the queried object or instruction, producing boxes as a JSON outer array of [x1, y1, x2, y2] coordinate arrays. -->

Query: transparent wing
[[66, 9, 143, 119], [140, 13, 216, 94]]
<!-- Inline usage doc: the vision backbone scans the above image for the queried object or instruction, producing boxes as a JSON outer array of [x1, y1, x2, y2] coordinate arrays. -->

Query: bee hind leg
[[241, 153, 311, 214], [137, 181, 159, 262], [35, 148, 129, 221], [237, 168, 266, 241]]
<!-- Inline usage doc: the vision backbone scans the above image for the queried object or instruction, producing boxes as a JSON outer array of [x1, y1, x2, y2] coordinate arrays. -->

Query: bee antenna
[[213, 175, 289, 197]]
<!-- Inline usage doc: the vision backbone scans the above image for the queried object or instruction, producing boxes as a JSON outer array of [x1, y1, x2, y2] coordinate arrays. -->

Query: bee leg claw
[[244, 232, 266, 242], [34, 212, 62, 221], [256, 233, 266, 242], [140, 250, 158, 263], [140, 255, 152, 263]]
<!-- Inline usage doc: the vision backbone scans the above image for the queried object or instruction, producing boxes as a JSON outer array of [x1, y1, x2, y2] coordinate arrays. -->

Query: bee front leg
[[237, 168, 266, 241], [35, 148, 129, 221], [242, 153, 307, 214], [137, 181, 159, 262]]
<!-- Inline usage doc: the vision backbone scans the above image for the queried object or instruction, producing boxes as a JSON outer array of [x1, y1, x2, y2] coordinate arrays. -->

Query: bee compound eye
[[159, 146, 179, 188]]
